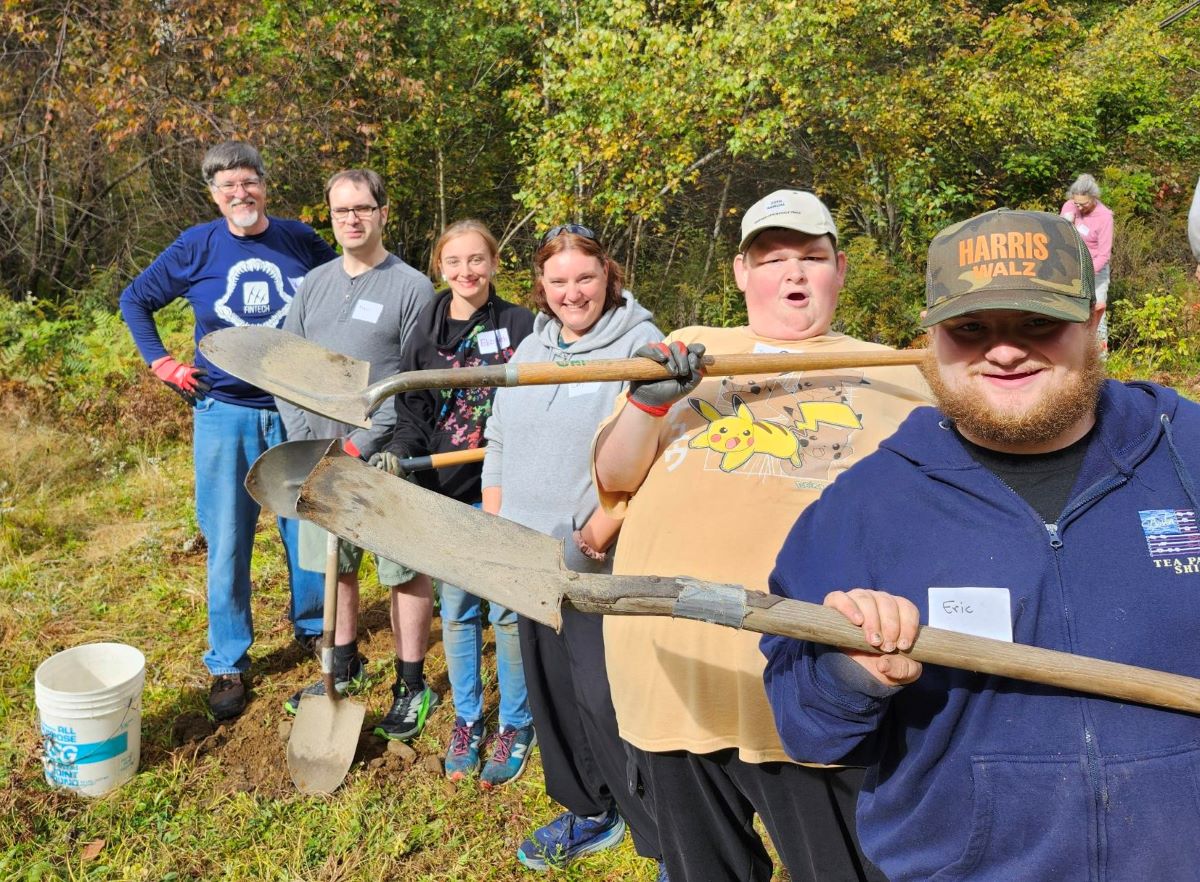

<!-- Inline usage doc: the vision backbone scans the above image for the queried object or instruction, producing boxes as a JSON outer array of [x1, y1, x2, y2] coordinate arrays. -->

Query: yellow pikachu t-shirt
[[596, 326, 931, 763]]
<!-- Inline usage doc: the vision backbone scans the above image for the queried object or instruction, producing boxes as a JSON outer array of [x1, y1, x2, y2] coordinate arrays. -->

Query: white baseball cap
[[739, 189, 838, 252]]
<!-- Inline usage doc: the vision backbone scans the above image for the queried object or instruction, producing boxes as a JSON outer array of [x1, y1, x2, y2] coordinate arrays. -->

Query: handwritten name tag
[[477, 328, 510, 355], [927, 586, 1013, 642], [351, 300, 383, 323]]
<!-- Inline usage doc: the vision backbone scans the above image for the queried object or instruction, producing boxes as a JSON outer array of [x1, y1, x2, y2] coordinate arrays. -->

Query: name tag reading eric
[[477, 328, 510, 355], [351, 300, 384, 323], [927, 587, 1013, 642]]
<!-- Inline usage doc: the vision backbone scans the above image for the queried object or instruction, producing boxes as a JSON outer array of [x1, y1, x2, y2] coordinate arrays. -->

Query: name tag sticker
[[567, 382, 597, 398], [927, 587, 1013, 642], [477, 328, 511, 355], [351, 300, 383, 323], [752, 342, 802, 354]]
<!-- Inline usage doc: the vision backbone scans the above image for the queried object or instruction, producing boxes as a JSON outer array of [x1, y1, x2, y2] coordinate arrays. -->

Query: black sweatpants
[[636, 746, 885, 882], [518, 605, 660, 859]]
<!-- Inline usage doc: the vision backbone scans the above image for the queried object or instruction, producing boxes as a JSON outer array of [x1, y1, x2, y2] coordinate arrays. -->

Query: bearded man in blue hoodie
[[763, 208, 1200, 881]]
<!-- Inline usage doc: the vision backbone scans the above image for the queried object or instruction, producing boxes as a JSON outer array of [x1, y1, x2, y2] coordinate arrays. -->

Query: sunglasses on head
[[540, 223, 596, 247]]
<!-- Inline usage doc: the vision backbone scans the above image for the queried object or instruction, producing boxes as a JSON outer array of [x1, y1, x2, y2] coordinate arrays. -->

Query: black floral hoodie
[[384, 287, 534, 503]]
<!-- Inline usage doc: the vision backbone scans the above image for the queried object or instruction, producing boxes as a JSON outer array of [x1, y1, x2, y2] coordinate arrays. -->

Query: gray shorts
[[298, 518, 416, 586]]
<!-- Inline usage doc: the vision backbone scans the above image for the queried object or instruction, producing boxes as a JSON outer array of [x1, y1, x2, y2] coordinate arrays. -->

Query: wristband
[[627, 397, 672, 418]]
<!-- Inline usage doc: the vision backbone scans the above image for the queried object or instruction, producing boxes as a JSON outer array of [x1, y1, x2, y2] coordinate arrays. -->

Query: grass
[[0, 406, 665, 881]]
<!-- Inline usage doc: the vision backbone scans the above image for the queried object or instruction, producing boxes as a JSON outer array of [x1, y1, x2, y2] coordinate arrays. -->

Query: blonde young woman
[[374, 221, 536, 782]]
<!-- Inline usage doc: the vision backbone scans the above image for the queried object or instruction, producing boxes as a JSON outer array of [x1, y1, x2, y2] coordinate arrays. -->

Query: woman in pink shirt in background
[[1061, 173, 1114, 355]]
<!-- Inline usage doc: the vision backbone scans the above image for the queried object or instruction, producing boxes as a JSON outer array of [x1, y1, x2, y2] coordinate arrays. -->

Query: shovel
[[286, 527, 366, 795], [245, 439, 485, 519], [294, 446, 1200, 715], [200, 325, 927, 429]]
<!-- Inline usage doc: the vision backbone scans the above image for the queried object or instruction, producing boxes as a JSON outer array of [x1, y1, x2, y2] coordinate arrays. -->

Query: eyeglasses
[[540, 224, 596, 246], [211, 177, 263, 194], [331, 205, 380, 222]]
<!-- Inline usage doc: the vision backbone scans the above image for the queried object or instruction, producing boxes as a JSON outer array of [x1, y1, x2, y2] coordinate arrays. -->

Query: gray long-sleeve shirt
[[278, 253, 434, 457]]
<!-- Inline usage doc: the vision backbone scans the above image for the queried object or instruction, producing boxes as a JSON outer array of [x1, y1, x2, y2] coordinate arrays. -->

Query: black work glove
[[628, 342, 706, 416], [369, 450, 407, 479]]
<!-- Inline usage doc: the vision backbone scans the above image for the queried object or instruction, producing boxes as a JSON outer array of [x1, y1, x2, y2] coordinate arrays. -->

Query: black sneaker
[[374, 682, 441, 741], [283, 655, 368, 715], [209, 673, 246, 720]]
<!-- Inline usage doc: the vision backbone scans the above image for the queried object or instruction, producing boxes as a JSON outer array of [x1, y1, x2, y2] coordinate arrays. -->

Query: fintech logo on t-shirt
[[213, 257, 301, 327]]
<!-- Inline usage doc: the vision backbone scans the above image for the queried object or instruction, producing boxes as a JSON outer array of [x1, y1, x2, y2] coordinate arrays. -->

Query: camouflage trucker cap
[[922, 209, 1095, 327]]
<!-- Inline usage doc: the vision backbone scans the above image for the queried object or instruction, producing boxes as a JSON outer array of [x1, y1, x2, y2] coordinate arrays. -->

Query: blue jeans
[[193, 397, 324, 675], [440, 574, 531, 730]]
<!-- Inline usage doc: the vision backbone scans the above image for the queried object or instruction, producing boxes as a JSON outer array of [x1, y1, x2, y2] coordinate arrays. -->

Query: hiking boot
[[443, 717, 486, 781], [283, 654, 368, 715], [480, 724, 537, 789], [516, 810, 626, 870], [209, 673, 246, 721], [374, 681, 441, 741]]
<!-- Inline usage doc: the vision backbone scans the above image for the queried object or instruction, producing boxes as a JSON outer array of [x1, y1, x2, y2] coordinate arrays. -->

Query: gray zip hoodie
[[481, 291, 662, 573]]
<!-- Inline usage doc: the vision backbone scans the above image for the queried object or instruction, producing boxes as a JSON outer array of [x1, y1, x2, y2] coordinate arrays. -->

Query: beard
[[920, 342, 1107, 449], [230, 209, 260, 229]]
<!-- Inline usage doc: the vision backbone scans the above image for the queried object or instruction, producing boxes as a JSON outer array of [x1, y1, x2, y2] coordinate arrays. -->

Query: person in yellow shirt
[[593, 190, 931, 882]]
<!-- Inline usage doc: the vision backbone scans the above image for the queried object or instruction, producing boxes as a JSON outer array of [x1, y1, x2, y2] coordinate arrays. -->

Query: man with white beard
[[120, 141, 336, 720], [763, 209, 1200, 881]]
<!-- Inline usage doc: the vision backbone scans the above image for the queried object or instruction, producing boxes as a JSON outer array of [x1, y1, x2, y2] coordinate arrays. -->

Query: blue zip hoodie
[[763, 380, 1200, 882]]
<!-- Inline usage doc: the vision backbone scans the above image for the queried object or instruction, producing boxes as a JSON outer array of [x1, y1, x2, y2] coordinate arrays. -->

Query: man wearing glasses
[[276, 169, 436, 731], [120, 141, 336, 720]]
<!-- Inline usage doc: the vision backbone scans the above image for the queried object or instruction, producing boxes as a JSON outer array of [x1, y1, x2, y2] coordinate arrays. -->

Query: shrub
[[0, 292, 194, 445], [834, 236, 925, 348]]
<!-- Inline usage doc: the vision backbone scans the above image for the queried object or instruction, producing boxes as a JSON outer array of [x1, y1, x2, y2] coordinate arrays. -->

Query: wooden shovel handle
[[741, 594, 1200, 713], [514, 348, 927, 385], [563, 575, 1200, 714], [398, 448, 486, 472], [363, 349, 926, 413]]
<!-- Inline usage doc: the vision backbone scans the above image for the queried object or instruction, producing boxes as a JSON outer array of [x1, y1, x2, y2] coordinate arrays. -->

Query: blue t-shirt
[[119, 217, 337, 407]]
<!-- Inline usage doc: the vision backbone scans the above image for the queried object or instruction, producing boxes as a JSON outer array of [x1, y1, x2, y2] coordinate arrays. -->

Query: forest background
[[2, 1, 1200, 880], [4, 0, 1200, 390]]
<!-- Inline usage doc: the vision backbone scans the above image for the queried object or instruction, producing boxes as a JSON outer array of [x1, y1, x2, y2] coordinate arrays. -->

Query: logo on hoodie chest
[[1140, 509, 1200, 574]]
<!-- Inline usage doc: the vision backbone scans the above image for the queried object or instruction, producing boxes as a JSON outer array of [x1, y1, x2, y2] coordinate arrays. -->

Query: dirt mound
[[150, 605, 466, 798]]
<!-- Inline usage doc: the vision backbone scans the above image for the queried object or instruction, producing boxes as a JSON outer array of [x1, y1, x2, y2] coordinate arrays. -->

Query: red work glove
[[151, 356, 211, 404]]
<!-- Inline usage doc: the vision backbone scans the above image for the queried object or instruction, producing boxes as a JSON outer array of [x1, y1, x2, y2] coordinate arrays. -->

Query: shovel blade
[[245, 439, 340, 518], [200, 327, 374, 428], [286, 692, 366, 795], [298, 449, 565, 630]]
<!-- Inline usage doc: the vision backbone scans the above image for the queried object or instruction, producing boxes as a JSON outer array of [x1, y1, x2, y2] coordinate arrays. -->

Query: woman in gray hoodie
[[481, 226, 666, 877]]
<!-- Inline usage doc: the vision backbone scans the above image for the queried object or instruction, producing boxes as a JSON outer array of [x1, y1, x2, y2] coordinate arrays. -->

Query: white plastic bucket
[[34, 642, 145, 797]]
